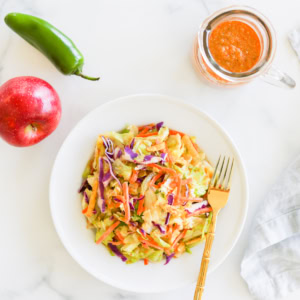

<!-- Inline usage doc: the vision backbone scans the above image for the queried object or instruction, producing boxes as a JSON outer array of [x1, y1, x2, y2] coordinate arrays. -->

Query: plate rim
[[49, 93, 249, 293]]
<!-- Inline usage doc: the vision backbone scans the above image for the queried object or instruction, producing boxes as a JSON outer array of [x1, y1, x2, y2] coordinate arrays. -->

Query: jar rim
[[198, 5, 277, 80]]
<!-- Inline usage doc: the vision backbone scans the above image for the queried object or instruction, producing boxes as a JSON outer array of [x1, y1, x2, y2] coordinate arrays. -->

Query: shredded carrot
[[191, 140, 201, 153], [185, 236, 205, 245], [137, 198, 145, 215], [141, 242, 149, 249], [148, 164, 178, 177], [173, 223, 179, 232], [138, 123, 155, 131], [163, 146, 173, 164], [144, 258, 149, 265], [86, 219, 92, 229], [174, 177, 182, 205], [110, 241, 123, 245], [114, 195, 125, 202], [149, 171, 164, 186], [205, 167, 213, 178], [174, 241, 184, 253], [136, 132, 158, 138], [181, 178, 193, 185], [139, 127, 150, 135], [129, 169, 138, 184], [169, 181, 177, 189], [114, 202, 122, 208], [171, 229, 187, 249], [85, 180, 99, 217], [122, 182, 130, 224], [182, 135, 199, 158], [107, 202, 114, 209], [96, 220, 120, 244], [166, 225, 173, 240], [115, 230, 125, 243], [147, 142, 165, 152], [179, 196, 204, 202], [164, 248, 171, 256], [169, 129, 185, 137], [157, 181, 164, 188], [82, 207, 88, 214], [138, 236, 164, 250], [190, 207, 212, 216], [129, 182, 139, 195]]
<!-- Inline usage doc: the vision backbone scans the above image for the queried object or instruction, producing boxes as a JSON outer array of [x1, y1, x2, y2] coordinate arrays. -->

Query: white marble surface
[[1, 0, 300, 299]]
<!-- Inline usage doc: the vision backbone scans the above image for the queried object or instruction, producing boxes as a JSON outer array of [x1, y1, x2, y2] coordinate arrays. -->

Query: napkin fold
[[241, 155, 300, 300]]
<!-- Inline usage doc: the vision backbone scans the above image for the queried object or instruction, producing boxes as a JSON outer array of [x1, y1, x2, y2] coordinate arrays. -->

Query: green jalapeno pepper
[[5, 12, 100, 81]]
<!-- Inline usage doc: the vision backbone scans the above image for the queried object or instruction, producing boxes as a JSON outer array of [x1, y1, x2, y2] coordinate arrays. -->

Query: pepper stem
[[75, 72, 100, 81]]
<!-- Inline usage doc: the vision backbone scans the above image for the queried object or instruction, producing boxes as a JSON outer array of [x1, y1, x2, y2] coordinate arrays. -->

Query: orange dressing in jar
[[208, 20, 261, 73]]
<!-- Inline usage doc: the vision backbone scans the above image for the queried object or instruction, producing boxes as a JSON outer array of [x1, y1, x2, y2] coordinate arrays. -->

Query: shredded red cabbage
[[84, 191, 89, 204], [113, 147, 122, 159], [113, 197, 123, 203], [135, 195, 145, 201], [103, 172, 111, 181], [101, 140, 122, 190], [130, 138, 135, 149], [107, 138, 114, 153], [92, 209, 97, 214], [165, 194, 174, 224], [101, 135, 108, 148], [101, 136, 114, 162], [164, 253, 175, 265], [106, 153, 114, 161], [152, 222, 166, 234], [156, 121, 164, 131], [185, 201, 208, 214], [78, 179, 91, 193], [131, 195, 144, 206], [139, 155, 162, 164], [103, 171, 112, 188], [161, 152, 167, 164], [167, 194, 174, 205], [129, 202, 135, 210], [144, 155, 153, 161], [140, 228, 146, 236], [103, 157, 122, 189], [165, 213, 170, 225], [117, 149, 122, 158], [124, 146, 138, 159], [108, 243, 127, 262], [136, 177, 144, 183], [97, 158, 106, 213], [130, 220, 137, 227]]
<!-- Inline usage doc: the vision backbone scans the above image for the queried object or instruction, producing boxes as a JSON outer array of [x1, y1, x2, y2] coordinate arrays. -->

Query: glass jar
[[193, 6, 295, 88]]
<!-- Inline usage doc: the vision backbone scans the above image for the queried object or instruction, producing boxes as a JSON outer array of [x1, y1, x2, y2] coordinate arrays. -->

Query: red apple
[[0, 76, 61, 147]]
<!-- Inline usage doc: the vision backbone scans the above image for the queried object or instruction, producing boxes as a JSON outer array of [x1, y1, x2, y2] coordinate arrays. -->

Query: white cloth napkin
[[241, 155, 300, 300], [289, 29, 300, 59]]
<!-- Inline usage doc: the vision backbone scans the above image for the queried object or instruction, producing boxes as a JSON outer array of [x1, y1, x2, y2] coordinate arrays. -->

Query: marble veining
[[1, 0, 300, 299]]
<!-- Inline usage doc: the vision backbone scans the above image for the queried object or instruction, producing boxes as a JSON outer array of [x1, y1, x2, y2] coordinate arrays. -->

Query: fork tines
[[210, 155, 234, 190]]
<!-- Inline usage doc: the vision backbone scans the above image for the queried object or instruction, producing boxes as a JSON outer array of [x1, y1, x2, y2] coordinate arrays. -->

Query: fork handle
[[193, 212, 218, 300]]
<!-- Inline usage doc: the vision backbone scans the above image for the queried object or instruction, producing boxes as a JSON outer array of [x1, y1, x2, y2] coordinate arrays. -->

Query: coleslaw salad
[[78, 122, 214, 265]]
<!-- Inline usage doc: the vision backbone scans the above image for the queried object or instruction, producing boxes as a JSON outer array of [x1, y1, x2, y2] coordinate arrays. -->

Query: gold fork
[[193, 155, 234, 300]]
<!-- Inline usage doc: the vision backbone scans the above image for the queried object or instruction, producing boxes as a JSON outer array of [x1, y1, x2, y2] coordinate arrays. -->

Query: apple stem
[[31, 124, 37, 132], [25, 123, 37, 135]]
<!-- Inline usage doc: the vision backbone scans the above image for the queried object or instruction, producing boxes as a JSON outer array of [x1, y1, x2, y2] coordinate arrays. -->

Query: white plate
[[50, 94, 248, 293]]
